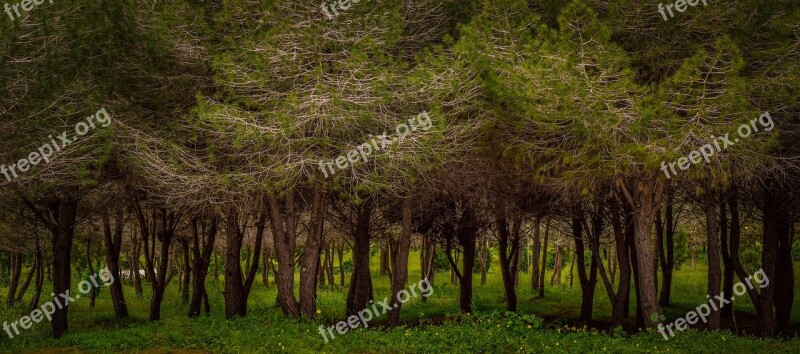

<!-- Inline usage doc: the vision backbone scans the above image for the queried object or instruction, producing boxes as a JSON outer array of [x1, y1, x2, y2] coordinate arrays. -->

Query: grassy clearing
[[1, 254, 798, 353]]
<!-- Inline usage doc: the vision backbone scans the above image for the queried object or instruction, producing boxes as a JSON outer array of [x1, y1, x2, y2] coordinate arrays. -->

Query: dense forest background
[[0, 0, 799, 352]]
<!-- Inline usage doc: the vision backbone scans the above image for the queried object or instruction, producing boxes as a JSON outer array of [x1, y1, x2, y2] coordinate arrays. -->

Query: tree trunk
[[6, 252, 21, 305], [659, 189, 675, 307], [50, 199, 79, 338], [551, 246, 562, 285], [617, 177, 664, 328], [574, 215, 598, 322], [337, 243, 345, 287], [135, 204, 180, 322], [764, 184, 793, 336], [267, 192, 301, 317], [538, 218, 551, 298], [479, 235, 488, 285], [224, 208, 266, 318], [703, 190, 722, 329], [131, 228, 143, 296], [346, 201, 374, 317], [531, 217, 541, 291], [388, 199, 413, 325], [496, 205, 521, 312], [609, 199, 631, 325], [719, 196, 734, 318], [15, 253, 34, 304], [180, 238, 191, 305], [28, 237, 44, 313], [300, 186, 326, 318], [102, 208, 129, 318], [189, 216, 217, 318]]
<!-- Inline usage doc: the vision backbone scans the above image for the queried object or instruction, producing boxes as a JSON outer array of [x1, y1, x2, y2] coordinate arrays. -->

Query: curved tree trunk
[[102, 208, 129, 318]]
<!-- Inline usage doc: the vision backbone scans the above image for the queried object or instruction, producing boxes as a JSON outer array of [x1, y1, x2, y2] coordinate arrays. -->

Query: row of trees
[[1, 0, 798, 340]]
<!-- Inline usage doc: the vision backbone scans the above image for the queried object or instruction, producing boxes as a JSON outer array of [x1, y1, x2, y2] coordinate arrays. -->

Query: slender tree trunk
[[346, 202, 374, 317], [703, 190, 722, 329], [224, 208, 266, 318], [496, 205, 521, 312], [15, 253, 34, 303], [300, 186, 326, 318], [179, 239, 190, 305], [479, 235, 488, 285], [189, 216, 217, 318], [660, 190, 675, 307], [337, 243, 345, 287], [574, 215, 598, 322], [609, 199, 631, 324], [50, 199, 79, 338], [28, 237, 44, 313], [388, 199, 413, 325], [531, 217, 541, 291], [6, 252, 21, 305], [538, 218, 551, 298], [764, 184, 793, 335], [267, 192, 301, 317], [719, 196, 734, 318], [102, 208, 129, 318]]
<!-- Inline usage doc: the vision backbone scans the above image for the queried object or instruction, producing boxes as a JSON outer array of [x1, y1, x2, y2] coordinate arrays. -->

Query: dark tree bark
[[6, 252, 21, 305], [445, 203, 478, 313], [180, 238, 191, 305], [538, 218, 551, 298], [20, 197, 81, 339], [608, 198, 631, 324], [531, 217, 541, 291], [496, 202, 522, 312], [617, 177, 664, 328], [135, 203, 181, 321], [102, 207, 129, 318], [300, 186, 326, 318], [189, 215, 217, 317], [223, 207, 266, 318], [266, 191, 301, 317], [337, 242, 345, 287], [659, 189, 675, 307], [574, 209, 599, 322], [478, 235, 488, 286], [346, 201, 374, 317], [703, 190, 722, 329], [15, 252, 35, 303], [764, 184, 793, 336], [86, 235, 98, 308], [130, 228, 143, 296], [388, 199, 413, 325], [28, 236, 44, 313], [719, 195, 734, 318]]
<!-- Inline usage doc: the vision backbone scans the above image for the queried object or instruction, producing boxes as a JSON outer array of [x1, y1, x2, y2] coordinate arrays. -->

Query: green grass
[[0, 254, 798, 353]]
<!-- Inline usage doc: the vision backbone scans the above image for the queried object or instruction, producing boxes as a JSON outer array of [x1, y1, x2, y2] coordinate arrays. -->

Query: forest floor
[[1, 254, 798, 353]]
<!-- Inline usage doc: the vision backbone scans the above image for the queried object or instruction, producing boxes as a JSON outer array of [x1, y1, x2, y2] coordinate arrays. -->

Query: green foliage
[[741, 242, 763, 273], [673, 229, 690, 270], [791, 239, 800, 262], [546, 248, 566, 270]]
